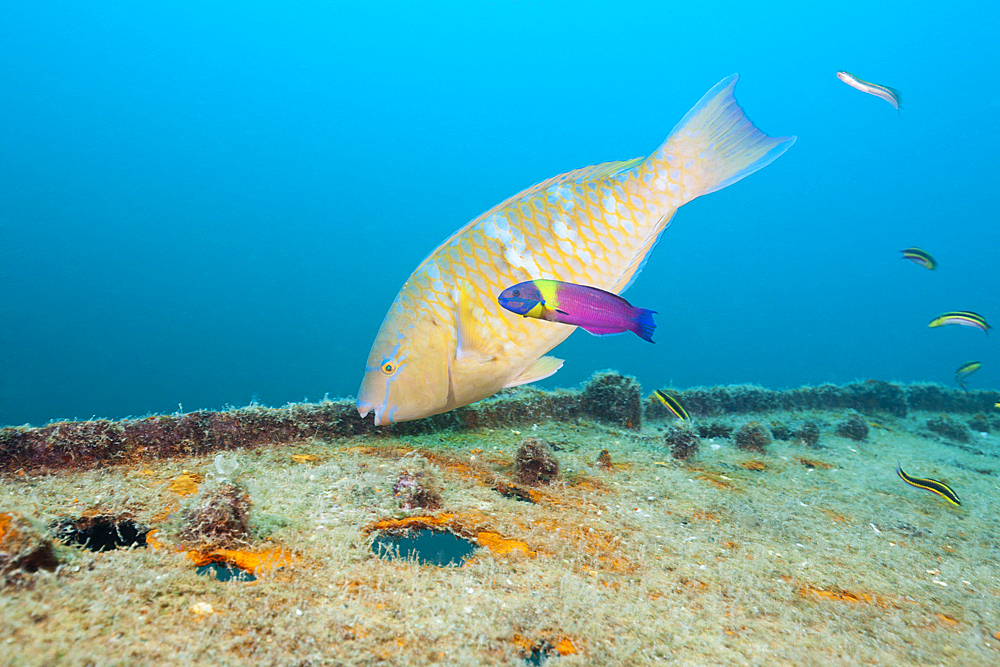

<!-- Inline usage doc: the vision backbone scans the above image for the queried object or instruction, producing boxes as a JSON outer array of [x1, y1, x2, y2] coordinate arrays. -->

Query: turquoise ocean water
[[2, 1, 998, 426]]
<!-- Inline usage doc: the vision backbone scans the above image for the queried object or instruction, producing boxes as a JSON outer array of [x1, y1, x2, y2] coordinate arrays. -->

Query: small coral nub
[[514, 438, 559, 486]]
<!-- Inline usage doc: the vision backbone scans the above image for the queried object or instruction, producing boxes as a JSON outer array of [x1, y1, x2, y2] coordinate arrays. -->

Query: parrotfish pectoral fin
[[656, 74, 797, 201], [503, 355, 564, 388], [456, 285, 493, 363]]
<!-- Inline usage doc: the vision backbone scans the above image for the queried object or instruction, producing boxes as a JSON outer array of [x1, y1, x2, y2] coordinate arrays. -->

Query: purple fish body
[[498, 279, 657, 343]]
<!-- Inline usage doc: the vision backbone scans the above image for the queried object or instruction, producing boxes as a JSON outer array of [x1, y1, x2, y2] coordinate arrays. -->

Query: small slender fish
[[896, 463, 961, 506], [900, 247, 936, 270], [836, 71, 902, 113], [497, 279, 657, 343], [955, 361, 982, 391], [654, 390, 689, 420], [928, 311, 991, 335]]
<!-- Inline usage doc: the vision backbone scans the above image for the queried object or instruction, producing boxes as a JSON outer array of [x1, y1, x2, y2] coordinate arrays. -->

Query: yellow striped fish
[[896, 463, 961, 506], [929, 311, 991, 335], [358, 75, 795, 425], [654, 390, 689, 420], [955, 361, 981, 390], [900, 247, 936, 270]]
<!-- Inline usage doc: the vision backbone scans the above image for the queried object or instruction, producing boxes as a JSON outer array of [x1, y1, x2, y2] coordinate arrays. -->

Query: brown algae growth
[[1, 376, 1000, 665]]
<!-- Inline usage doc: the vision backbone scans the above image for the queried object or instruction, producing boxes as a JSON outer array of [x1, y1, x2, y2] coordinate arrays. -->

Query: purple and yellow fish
[[498, 279, 657, 343], [357, 75, 795, 426]]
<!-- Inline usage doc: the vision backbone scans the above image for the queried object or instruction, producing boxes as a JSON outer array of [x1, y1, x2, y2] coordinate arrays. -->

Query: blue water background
[[3, 1, 998, 426]]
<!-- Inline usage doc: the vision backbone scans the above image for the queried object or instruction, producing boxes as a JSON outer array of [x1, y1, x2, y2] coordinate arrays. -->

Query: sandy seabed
[[1, 387, 999, 666]]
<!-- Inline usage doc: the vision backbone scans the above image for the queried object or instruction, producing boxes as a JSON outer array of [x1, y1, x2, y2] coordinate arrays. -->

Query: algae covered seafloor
[[1, 378, 999, 666]]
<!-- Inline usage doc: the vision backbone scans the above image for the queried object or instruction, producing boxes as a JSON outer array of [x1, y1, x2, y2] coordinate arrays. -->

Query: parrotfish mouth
[[357, 400, 381, 425], [358, 399, 398, 426]]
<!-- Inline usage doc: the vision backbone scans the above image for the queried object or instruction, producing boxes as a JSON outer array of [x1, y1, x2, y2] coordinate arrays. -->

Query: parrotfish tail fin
[[632, 308, 657, 343], [649, 74, 796, 204]]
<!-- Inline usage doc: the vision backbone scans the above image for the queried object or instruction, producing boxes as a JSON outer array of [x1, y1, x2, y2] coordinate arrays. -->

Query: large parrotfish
[[358, 75, 795, 425]]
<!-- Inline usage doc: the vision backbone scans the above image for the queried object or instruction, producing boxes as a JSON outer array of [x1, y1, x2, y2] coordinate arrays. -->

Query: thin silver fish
[[837, 71, 902, 112], [358, 75, 795, 425]]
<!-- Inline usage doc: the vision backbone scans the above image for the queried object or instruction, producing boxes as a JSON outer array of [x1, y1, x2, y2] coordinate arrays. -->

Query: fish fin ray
[[572, 156, 646, 181], [633, 308, 657, 343], [503, 355, 564, 387], [616, 76, 793, 293], [580, 325, 626, 337], [649, 74, 796, 202], [455, 285, 493, 363]]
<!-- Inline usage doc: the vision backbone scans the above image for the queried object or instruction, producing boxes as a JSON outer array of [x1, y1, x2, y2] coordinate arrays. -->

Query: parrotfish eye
[[380, 360, 396, 375], [512, 289, 520, 297]]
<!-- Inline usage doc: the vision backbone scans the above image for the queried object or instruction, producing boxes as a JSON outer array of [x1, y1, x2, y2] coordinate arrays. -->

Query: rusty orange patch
[[935, 612, 959, 626], [739, 460, 766, 471], [798, 586, 881, 605], [145, 529, 170, 551], [696, 473, 736, 490], [169, 473, 200, 497], [494, 481, 542, 503], [0, 512, 11, 541], [819, 507, 850, 523], [186, 547, 298, 574], [528, 516, 636, 573], [513, 634, 579, 657], [552, 637, 579, 656], [291, 454, 317, 463], [476, 531, 535, 557], [365, 513, 459, 534], [364, 513, 535, 559], [796, 457, 835, 469]]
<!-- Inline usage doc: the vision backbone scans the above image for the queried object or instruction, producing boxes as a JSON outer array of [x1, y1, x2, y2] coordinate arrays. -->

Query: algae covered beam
[[0, 403, 373, 473], [2, 377, 998, 473], [0, 372, 639, 473]]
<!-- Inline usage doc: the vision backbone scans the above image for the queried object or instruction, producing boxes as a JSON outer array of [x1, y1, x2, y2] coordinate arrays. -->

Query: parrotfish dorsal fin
[[503, 355, 564, 388], [572, 156, 645, 182]]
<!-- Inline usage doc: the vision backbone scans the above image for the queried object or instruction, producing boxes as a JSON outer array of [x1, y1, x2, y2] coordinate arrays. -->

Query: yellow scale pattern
[[398, 160, 683, 359]]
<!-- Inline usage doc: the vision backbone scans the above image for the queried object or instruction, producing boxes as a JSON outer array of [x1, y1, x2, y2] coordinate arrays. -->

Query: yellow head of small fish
[[357, 291, 452, 426]]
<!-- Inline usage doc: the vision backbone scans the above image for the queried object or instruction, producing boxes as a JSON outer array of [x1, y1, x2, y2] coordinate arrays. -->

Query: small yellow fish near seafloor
[[358, 75, 795, 425]]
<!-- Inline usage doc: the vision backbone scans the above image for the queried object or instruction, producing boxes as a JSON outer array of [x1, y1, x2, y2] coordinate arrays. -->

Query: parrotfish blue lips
[[357, 399, 389, 426]]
